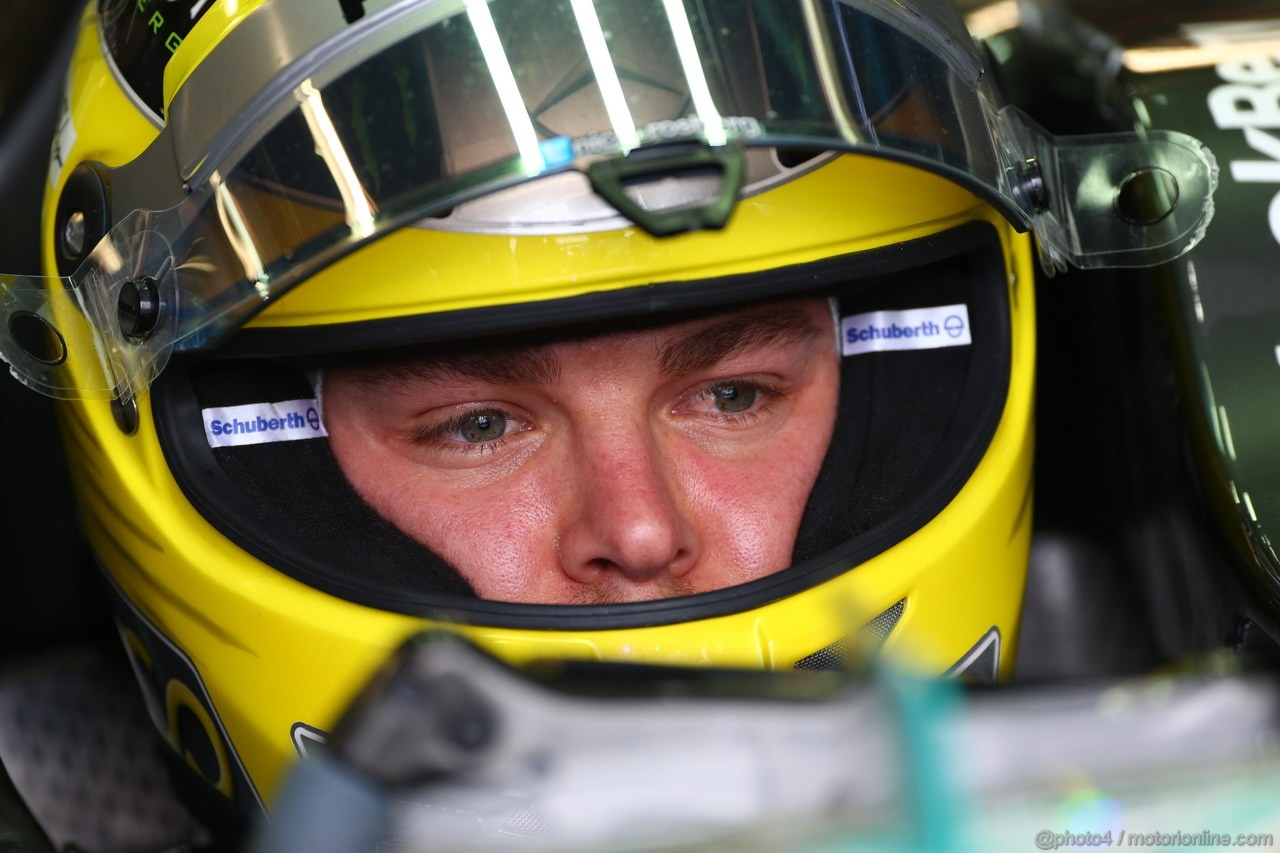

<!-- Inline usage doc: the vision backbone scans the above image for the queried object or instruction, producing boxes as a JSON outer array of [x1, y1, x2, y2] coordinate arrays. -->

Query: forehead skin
[[323, 297, 840, 604], [354, 301, 830, 390]]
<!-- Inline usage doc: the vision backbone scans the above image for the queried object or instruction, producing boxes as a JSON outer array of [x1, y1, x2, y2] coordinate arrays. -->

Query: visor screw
[[61, 211, 86, 260], [1015, 158, 1050, 214], [117, 277, 160, 340]]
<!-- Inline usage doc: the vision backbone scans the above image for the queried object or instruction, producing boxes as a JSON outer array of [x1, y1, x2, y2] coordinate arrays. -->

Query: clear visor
[[0, 0, 1217, 400]]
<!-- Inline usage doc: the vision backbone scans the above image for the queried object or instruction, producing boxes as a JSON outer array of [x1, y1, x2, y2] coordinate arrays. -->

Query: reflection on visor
[[0, 0, 1217, 401]]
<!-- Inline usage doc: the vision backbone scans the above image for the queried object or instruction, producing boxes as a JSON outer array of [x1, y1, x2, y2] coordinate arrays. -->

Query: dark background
[[0, 0, 104, 658]]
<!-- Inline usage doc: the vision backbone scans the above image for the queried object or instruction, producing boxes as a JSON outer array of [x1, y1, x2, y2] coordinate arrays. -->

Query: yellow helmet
[[0, 0, 1215, 828]]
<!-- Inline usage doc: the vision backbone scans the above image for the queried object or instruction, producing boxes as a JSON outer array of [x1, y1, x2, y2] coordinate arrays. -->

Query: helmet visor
[[1, 0, 1215, 400]]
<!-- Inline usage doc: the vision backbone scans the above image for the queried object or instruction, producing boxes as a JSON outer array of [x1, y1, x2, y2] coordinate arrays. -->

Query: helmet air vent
[[793, 599, 907, 672]]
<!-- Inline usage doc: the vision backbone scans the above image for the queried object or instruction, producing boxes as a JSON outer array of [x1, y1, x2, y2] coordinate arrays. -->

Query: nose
[[557, 423, 698, 587]]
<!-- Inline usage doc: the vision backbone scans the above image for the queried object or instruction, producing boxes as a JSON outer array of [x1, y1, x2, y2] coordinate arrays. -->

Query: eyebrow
[[658, 304, 824, 376], [368, 345, 560, 389], [362, 302, 822, 389]]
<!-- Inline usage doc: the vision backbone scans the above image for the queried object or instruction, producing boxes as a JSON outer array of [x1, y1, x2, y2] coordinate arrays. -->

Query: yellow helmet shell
[[50, 0, 1034, 809]]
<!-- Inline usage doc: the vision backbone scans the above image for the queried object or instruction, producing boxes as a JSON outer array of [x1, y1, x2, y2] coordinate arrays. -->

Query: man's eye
[[708, 383, 758, 414], [457, 412, 508, 443], [411, 408, 529, 453]]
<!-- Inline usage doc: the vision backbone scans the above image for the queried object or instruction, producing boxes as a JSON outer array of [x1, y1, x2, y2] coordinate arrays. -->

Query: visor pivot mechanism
[[117, 277, 160, 341], [54, 163, 110, 277], [1010, 158, 1049, 216], [61, 211, 85, 260], [111, 395, 139, 436]]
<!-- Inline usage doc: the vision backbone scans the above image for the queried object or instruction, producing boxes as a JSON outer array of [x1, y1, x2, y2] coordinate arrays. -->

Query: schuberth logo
[[202, 399, 328, 448], [841, 304, 972, 357]]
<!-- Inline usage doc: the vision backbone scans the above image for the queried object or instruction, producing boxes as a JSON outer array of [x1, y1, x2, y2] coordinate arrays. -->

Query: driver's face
[[323, 298, 839, 604]]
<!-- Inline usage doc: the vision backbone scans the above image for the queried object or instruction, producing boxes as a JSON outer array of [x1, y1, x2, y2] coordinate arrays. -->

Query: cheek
[[365, 466, 563, 600], [325, 407, 560, 599], [686, 363, 840, 579], [679, 418, 836, 581], [413, 486, 559, 601]]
